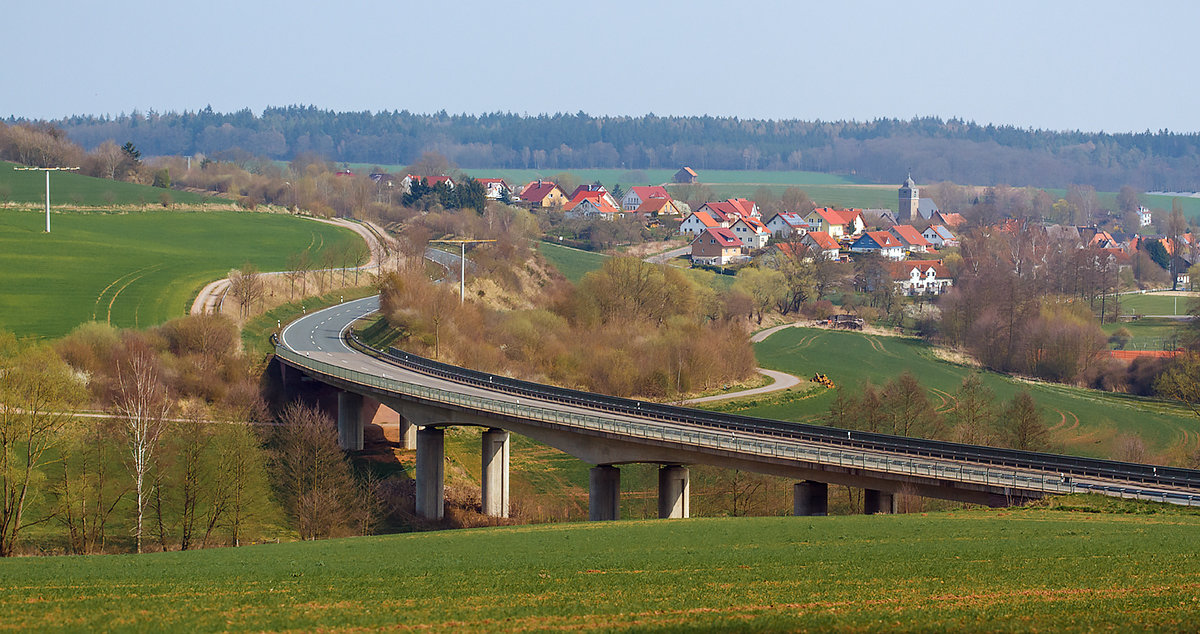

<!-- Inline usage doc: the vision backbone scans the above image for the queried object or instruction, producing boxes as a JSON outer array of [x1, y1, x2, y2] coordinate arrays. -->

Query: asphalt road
[[278, 297, 1200, 506]]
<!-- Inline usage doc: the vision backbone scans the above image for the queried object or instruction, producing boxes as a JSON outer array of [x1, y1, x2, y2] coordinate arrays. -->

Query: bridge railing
[[275, 345, 1200, 507]]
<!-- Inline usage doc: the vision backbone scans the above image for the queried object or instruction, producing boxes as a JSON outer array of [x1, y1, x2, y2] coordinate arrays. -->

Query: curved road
[[279, 297, 1200, 507]]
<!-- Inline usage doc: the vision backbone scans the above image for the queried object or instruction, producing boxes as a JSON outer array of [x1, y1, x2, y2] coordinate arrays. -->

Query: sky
[[4, 0, 1197, 133]]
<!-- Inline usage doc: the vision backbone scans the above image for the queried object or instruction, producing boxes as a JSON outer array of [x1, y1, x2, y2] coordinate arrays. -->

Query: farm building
[[674, 166, 698, 183]]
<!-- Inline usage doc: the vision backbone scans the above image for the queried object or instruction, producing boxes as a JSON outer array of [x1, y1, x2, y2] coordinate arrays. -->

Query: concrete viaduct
[[277, 297, 1200, 521]]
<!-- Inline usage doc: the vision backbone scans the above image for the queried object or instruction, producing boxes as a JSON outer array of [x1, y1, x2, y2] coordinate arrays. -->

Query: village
[[392, 167, 1193, 300]]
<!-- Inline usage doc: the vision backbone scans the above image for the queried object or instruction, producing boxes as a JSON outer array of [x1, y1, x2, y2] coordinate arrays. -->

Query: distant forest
[[22, 106, 1200, 191]]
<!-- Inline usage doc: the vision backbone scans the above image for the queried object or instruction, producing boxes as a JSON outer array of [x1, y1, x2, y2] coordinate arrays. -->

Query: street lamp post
[[13, 166, 80, 233], [429, 238, 496, 303]]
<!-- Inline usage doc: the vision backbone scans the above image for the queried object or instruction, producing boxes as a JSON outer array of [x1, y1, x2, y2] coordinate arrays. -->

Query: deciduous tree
[[0, 336, 86, 556]]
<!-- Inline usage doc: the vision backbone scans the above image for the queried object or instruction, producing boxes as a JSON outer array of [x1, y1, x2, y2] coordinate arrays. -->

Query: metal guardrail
[[344, 331, 1200, 491], [275, 340, 1200, 507]]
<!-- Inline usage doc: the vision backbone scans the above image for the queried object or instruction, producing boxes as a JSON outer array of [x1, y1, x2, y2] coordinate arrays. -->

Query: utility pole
[[429, 238, 496, 303], [13, 166, 80, 233]]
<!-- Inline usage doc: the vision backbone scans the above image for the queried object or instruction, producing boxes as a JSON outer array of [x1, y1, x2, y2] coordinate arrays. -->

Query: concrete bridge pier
[[416, 427, 445, 519], [864, 489, 896, 514], [398, 416, 417, 449], [481, 428, 510, 518], [589, 465, 621, 521], [336, 391, 364, 451], [657, 465, 690, 519], [794, 481, 828, 516]]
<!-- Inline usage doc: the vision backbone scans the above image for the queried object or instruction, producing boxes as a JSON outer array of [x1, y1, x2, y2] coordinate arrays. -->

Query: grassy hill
[[0, 209, 365, 339], [1, 161, 213, 207], [0, 498, 1194, 631], [730, 326, 1200, 462]]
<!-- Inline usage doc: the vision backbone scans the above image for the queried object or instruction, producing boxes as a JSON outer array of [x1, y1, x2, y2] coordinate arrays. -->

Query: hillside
[[0, 209, 364, 339], [0, 498, 1194, 631], [727, 326, 1200, 462], [1, 160, 214, 207]]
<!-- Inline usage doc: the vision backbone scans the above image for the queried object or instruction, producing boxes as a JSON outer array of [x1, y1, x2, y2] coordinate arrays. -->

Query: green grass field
[[1103, 317, 1184, 351], [731, 326, 1200, 460], [345, 165, 863, 187], [1120, 292, 1197, 316], [538, 241, 609, 283], [0, 210, 365, 339], [0, 498, 1195, 631], [1, 161, 213, 207]]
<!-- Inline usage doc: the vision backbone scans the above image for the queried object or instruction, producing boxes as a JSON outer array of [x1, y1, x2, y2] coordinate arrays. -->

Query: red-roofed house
[[801, 231, 841, 261], [886, 260, 954, 295], [477, 178, 512, 200], [565, 192, 625, 219], [622, 186, 671, 210], [519, 180, 568, 208], [697, 199, 760, 224], [679, 210, 725, 235], [730, 216, 770, 249], [634, 196, 681, 221], [932, 210, 966, 228], [804, 207, 865, 238], [691, 227, 746, 265], [569, 185, 620, 210], [889, 225, 931, 253], [850, 231, 906, 260]]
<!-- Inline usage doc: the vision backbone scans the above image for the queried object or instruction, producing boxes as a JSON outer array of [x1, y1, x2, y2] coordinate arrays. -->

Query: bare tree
[[94, 140, 125, 181], [273, 403, 357, 540], [113, 346, 171, 554], [227, 263, 265, 318], [54, 418, 127, 554]]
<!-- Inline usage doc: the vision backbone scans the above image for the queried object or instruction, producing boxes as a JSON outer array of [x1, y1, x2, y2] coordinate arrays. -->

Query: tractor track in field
[[93, 265, 158, 320], [107, 271, 153, 325]]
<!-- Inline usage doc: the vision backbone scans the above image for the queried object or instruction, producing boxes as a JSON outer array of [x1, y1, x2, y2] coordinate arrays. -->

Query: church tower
[[898, 174, 918, 221]]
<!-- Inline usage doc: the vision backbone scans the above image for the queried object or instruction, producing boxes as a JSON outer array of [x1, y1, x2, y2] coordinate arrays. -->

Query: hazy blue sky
[[4, 0, 1196, 133]]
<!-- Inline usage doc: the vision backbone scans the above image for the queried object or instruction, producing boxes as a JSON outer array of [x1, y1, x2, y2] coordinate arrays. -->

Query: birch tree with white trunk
[[114, 348, 171, 554]]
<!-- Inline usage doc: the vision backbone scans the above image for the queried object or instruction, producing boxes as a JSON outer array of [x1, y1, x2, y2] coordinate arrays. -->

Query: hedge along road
[[0, 209, 367, 339]]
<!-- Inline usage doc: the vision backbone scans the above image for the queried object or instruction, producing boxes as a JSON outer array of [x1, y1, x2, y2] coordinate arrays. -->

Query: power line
[[12, 166, 80, 233]]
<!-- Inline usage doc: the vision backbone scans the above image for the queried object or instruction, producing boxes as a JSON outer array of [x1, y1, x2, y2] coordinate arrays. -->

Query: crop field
[[0, 210, 364, 339], [0, 498, 1195, 631], [732, 326, 1200, 461], [1, 161, 213, 207]]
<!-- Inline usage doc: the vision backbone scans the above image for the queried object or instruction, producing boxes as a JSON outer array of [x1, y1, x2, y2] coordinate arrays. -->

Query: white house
[[765, 212, 809, 237], [729, 217, 770, 249], [622, 185, 671, 211], [679, 211, 726, 236], [922, 224, 958, 248], [887, 260, 954, 296], [1138, 205, 1153, 227], [477, 178, 511, 200], [800, 230, 841, 261]]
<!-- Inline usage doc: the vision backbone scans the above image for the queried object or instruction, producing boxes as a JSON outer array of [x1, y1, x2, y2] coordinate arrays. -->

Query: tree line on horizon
[[17, 106, 1200, 192]]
